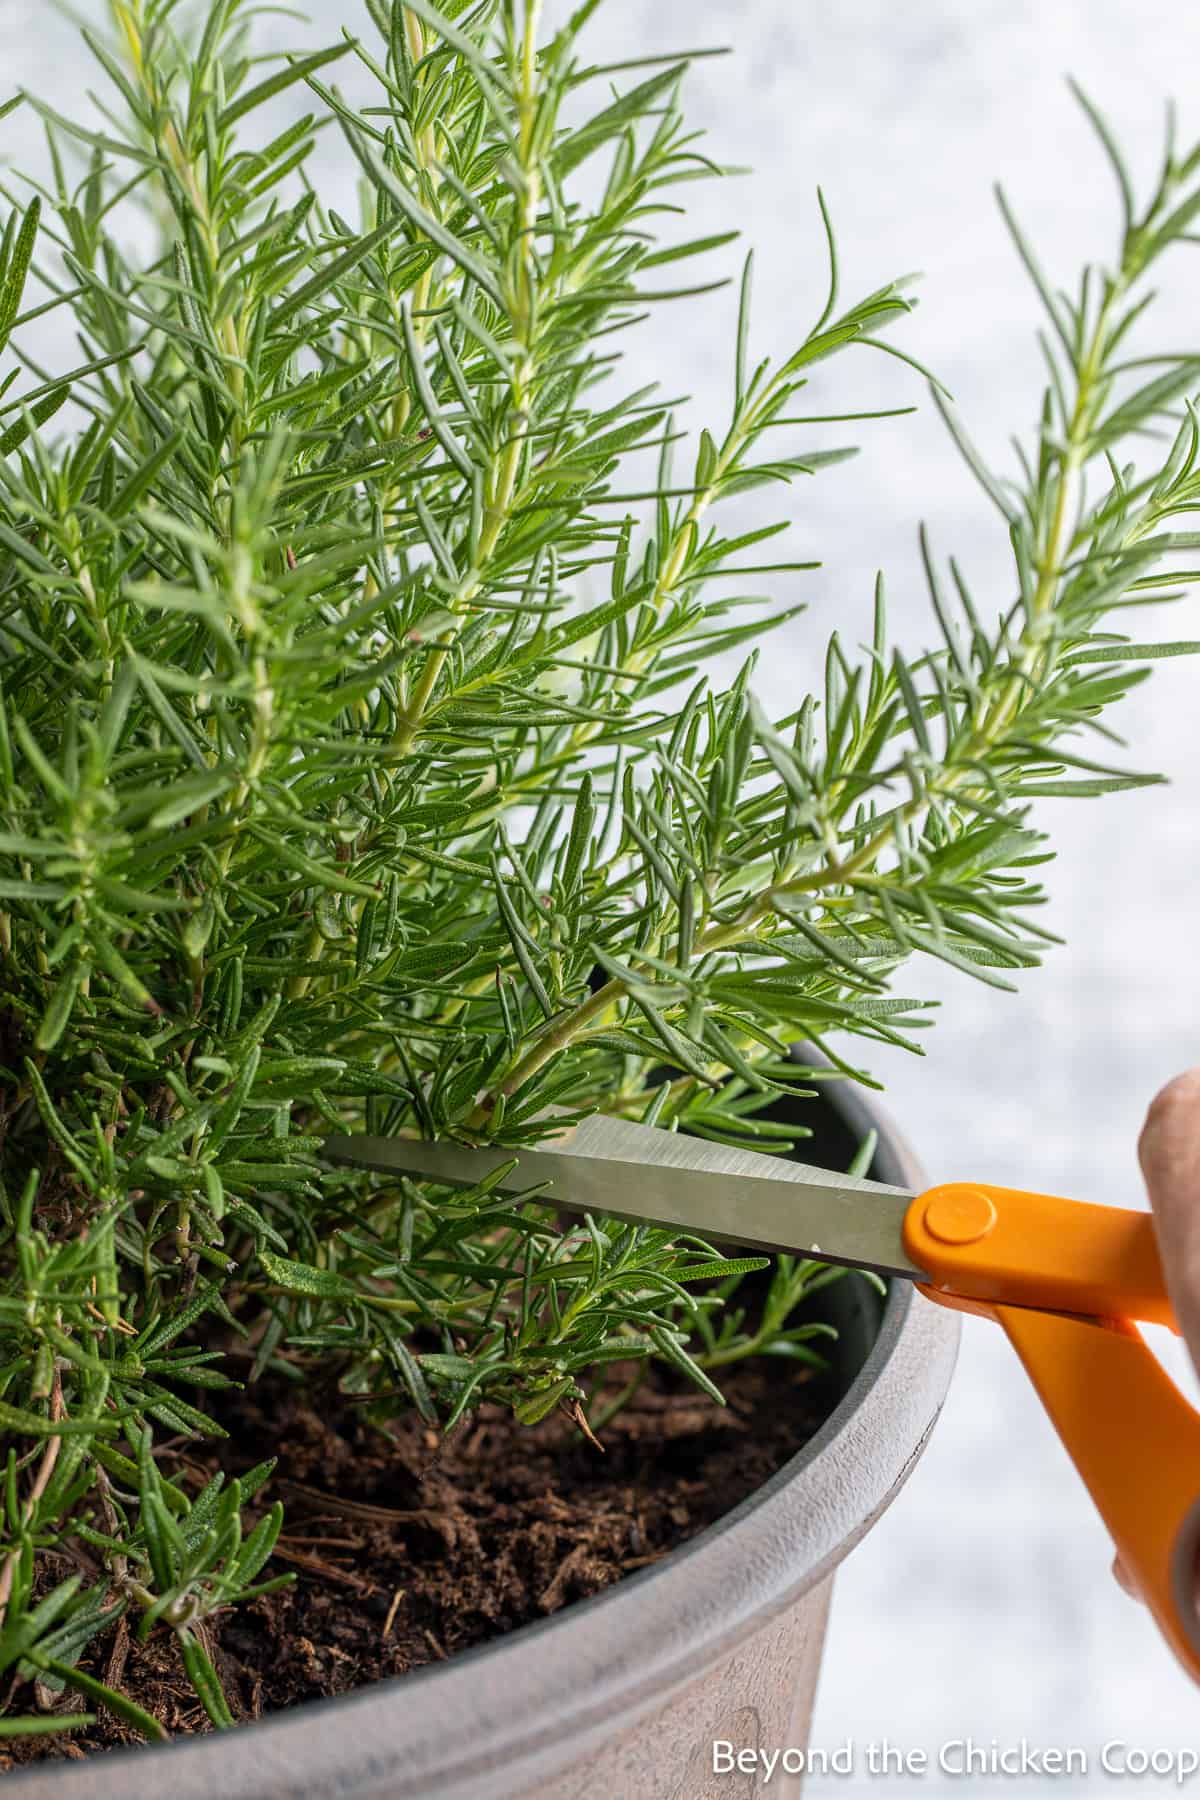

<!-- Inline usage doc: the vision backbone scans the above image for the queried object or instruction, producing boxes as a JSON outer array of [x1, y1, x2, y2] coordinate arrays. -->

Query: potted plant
[[2, 0, 1198, 1788]]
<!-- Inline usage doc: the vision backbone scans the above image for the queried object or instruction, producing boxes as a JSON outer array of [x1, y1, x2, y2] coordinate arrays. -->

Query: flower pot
[[21, 1078, 959, 1800]]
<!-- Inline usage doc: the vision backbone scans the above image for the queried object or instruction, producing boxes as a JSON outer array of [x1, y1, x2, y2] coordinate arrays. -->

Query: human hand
[[1113, 1071, 1200, 1604], [1139, 1070, 1200, 1378]]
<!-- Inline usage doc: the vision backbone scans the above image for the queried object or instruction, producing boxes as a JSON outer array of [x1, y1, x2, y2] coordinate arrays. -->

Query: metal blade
[[324, 1111, 927, 1282]]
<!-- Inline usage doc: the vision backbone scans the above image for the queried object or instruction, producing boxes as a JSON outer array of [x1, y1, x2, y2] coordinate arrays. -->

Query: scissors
[[324, 1109, 1200, 1682]]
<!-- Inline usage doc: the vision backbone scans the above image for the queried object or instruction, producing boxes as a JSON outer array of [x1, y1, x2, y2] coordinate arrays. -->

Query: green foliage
[[1, 0, 1198, 1742]]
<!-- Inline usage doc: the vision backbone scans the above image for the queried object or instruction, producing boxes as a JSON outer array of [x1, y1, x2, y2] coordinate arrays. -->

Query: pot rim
[[14, 1082, 960, 1799]]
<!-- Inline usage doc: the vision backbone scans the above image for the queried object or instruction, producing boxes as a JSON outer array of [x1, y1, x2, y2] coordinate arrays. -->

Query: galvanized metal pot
[[20, 1079, 959, 1800]]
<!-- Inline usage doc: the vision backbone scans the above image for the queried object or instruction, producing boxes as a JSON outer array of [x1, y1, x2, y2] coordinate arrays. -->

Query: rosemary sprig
[[0, 0, 1198, 1740]]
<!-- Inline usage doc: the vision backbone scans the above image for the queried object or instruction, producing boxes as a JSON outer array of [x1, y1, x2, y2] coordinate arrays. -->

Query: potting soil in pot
[[6, 1358, 825, 1766]]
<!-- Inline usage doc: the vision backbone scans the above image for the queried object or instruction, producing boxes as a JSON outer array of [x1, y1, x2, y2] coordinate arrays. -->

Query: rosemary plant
[[1, 0, 1198, 1743]]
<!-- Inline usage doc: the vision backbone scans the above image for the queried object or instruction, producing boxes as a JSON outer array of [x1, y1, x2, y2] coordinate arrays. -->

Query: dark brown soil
[[2, 1357, 826, 1769]]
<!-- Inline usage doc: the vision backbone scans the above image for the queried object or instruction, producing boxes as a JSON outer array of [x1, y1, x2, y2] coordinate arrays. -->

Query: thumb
[[1138, 1069, 1200, 1380]]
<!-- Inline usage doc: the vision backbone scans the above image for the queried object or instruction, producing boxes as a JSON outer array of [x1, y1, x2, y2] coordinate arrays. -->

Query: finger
[[1113, 1547, 1200, 1613], [1138, 1069, 1200, 1377], [1112, 1553, 1142, 1601]]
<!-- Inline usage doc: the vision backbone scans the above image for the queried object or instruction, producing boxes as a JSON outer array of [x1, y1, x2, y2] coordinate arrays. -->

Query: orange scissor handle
[[996, 1304, 1200, 1685], [903, 1181, 1175, 1327], [906, 1184, 1200, 1684]]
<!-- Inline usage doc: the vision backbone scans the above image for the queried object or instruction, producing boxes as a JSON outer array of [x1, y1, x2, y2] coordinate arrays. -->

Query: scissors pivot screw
[[922, 1187, 999, 1246]]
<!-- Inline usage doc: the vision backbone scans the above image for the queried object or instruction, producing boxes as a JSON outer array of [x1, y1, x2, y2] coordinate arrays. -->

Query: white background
[[6, 2, 1200, 1789]]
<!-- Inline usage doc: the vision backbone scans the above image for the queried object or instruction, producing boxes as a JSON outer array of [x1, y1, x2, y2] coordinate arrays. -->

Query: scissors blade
[[324, 1111, 927, 1282]]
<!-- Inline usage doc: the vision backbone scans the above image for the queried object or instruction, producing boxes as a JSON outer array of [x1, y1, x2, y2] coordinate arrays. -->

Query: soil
[[2, 1354, 828, 1768]]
